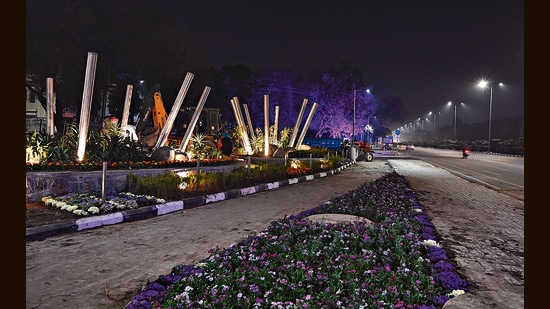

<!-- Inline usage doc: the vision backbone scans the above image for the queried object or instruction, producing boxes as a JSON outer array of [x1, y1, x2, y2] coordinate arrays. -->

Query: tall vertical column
[[178, 86, 210, 152], [120, 84, 133, 128], [46, 77, 55, 136], [77, 52, 98, 161], [273, 105, 279, 144], [242, 103, 255, 140], [296, 102, 318, 148], [289, 98, 308, 147], [264, 94, 269, 156], [230, 97, 252, 155], [155, 72, 194, 149]]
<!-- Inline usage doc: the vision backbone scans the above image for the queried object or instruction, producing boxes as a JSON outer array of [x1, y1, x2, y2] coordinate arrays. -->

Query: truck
[[302, 137, 373, 162]]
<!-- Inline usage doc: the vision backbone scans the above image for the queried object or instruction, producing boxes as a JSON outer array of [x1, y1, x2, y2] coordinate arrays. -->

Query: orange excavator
[[134, 84, 223, 149]]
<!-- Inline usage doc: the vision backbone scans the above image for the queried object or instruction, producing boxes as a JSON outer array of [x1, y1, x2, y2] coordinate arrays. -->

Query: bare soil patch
[[26, 201, 82, 228]]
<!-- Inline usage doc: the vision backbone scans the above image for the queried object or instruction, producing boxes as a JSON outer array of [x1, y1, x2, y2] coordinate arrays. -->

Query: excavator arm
[[134, 84, 169, 148], [152, 91, 168, 130]]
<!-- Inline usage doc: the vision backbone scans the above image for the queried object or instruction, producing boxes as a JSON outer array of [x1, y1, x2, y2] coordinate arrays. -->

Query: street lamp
[[428, 111, 440, 140], [447, 101, 464, 140], [352, 89, 370, 159], [353, 89, 371, 141], [478, 81, 503, 152], [421, 118, 426, 142]]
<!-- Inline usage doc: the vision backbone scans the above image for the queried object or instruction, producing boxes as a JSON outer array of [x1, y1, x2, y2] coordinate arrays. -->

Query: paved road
[[25, 158, 524, 308], [402, 147, 524, 201]]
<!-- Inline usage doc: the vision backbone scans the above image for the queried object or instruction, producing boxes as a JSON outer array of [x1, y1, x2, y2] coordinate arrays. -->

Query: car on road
[[406, 143, 414, 150]]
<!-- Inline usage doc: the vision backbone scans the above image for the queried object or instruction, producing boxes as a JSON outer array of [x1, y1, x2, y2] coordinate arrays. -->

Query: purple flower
[[422, 227, 437, 240], [432, 260, 456, 273], [435, 271, 468, 291], [146, 282, 166, 291], [125, 299, 152, 309], [132, 289, 160, 302], [156, 274, 181, 285], [433, 294, 451, 306], [426, 246, 447, 263]]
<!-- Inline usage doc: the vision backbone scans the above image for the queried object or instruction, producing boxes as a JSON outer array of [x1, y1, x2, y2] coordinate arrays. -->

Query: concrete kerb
[[26, 161, 356, 241]]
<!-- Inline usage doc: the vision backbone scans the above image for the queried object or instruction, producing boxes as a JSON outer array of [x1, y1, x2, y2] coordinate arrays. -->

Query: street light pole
[[366, 117, 370, 144], [421, 118, 424, 142], [351, 89, 357, 143], [447, 101, 463, 141], [433, 112, 437, 140], [488, 85, 493, 152], [453, 104, 457, 140], [478, 81, 502, 153], [352, 89, 370, 159]]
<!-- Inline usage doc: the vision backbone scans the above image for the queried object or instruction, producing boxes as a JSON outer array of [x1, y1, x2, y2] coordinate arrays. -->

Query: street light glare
[[478, 80, 488, 88]]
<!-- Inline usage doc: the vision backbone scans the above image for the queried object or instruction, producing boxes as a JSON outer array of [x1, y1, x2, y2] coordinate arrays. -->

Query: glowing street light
[[478, 81, 503, 152]]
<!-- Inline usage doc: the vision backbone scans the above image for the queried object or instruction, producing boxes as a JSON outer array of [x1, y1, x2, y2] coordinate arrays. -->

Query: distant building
[[26, 86, 49, 133]]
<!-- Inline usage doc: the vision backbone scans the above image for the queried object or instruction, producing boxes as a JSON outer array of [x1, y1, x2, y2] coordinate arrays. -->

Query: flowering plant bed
[[126, 173, 467, 309], [42, 192, 166, 217]]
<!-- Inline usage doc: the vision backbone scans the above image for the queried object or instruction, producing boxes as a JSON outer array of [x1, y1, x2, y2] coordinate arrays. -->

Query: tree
[[308, 62, 370, 139]]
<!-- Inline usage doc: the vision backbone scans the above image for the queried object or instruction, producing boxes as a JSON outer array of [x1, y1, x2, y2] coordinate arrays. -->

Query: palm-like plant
[[250, 127, 265, 154], [188, 132, 209, 159]]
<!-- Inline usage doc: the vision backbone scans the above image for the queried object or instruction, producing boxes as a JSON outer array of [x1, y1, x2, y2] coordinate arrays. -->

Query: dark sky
[[158, 0, 524, 127]]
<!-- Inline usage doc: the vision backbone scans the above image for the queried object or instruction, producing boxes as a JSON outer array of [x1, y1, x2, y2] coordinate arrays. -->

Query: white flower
[[448, 289, 465, 297], [422, 239, 441, 247], [73, 209, 88, 216], [88, 206, 100, 214]]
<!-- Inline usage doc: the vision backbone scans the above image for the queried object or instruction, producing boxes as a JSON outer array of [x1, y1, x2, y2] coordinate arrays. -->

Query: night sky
[[158, 0, 524, 128]]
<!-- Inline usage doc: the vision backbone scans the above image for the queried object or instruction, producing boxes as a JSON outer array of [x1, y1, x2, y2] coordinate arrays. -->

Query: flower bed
[[126, 173, 467, 308], [42, 192, 166, 216]]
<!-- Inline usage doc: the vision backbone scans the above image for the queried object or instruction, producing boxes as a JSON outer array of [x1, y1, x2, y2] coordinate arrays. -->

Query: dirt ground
[[26, 201, 82, 228]]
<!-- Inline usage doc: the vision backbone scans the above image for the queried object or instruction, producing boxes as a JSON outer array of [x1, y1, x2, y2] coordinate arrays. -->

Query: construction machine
[[133, 84, 223, 149]]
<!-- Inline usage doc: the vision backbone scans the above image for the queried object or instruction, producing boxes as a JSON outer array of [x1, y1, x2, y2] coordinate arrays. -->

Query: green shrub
[[288, 147, 335, 158], [181, 163, 287, 194], [127, 172, 183, 200], [125, 159, 342, 201]]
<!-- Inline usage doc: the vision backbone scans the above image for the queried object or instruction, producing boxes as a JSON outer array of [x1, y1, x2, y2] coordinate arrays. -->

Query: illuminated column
[[155, 72, 194, 149], [242, 103, 255, 139], [273, 105, 279, 144], [46, 77, 55, 136], [177, 86, 210, 152], [289, 98, 308, 147], [120, 84, 133, 129], [264, 94, 269, 156], [77, 52, 98, 161], [295, 102, 318, 148], [230, 97, 252, 154]]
